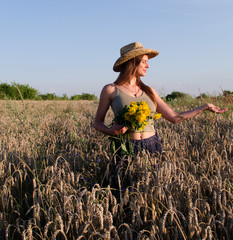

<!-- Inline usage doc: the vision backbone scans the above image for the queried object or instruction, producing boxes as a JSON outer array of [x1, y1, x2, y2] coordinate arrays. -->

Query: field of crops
[[0, 99, 232, 239]]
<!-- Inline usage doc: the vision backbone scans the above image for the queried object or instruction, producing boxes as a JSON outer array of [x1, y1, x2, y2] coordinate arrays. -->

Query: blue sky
[[1, 0, 232, 97]]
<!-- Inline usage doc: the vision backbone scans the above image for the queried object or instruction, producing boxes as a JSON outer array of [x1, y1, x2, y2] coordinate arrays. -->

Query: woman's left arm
[[151, 88, 228, 124]]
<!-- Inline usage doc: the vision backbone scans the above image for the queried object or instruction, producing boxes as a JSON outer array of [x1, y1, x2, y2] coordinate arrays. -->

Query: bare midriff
[[130, 131, 155, 140]]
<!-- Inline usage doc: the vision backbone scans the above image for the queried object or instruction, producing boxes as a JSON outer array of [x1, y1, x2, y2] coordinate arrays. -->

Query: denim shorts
[[110, 133, 162, 195], [131, 133, 162, 156], [113, 133, 162, 159]]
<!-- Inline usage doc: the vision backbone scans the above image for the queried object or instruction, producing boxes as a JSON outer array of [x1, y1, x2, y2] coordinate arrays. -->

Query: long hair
[[114, 55, 157, 107]]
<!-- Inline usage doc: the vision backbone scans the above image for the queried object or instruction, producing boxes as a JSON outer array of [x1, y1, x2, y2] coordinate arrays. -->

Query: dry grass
[[0, 99, 232, 240]]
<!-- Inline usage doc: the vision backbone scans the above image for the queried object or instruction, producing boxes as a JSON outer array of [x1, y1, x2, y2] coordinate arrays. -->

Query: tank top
[[111, 87, 156, 133]]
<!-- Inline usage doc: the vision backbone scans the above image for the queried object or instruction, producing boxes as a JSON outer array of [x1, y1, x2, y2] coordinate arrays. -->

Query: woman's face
[[135, 55, 149, 77]]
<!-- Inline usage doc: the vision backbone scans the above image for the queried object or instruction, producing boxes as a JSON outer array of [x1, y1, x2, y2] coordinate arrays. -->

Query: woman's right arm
[[94, 84, 128, 135]]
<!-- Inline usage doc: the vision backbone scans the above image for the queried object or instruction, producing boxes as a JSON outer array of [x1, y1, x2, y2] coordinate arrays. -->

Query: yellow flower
[[128, 106, 137, 115], [153, 113, 162, 120], [124, 112, 131, 121], [141, 114, 147, 122], [140, 100, 146, 106], [130, 102, 138, 108], [128, 102, 138, 115], [144, 109, 151, 116], [141, 101, 149, 108], [135, 112, 147, 123]]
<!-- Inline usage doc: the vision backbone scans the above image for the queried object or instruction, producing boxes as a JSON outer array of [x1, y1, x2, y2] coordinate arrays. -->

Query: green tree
[[166, 91, 190, 101], [38, 93, 58, 100], [71, 93, 97, 100], [62, 93, 69, 100], [16, 83, 39, 99], [0, 82, 39, 100]]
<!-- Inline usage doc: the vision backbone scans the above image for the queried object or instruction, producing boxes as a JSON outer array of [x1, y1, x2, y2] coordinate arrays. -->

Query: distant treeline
[[0, 82, 232, 101], [164, 90, 233, 101], [0, 82, 98, 100]]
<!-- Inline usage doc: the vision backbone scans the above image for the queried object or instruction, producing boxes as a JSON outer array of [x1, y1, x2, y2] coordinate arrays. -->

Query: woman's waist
[[130, 131, 155, 140]]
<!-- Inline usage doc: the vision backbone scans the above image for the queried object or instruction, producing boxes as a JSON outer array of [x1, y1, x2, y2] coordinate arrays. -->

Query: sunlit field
[[0, 98, 232, 240]]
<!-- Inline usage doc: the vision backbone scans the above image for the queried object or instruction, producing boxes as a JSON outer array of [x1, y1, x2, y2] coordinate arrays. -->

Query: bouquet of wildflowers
[[110, 101, 162, 155], [113, 100, 161, 131]]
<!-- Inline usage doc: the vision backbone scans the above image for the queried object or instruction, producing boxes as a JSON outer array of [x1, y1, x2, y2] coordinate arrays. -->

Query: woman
[[94, 42, 228, 193], [94, 42, 228, 156]]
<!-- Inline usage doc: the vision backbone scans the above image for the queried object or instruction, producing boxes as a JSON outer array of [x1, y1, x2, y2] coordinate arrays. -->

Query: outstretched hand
[[206, 103, 228, 114]]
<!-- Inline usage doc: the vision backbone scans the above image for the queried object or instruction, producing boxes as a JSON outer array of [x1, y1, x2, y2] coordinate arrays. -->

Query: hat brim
[[113, 48, 159, 72]]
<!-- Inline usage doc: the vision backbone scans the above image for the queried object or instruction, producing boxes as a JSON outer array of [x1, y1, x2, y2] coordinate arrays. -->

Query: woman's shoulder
[[100, 83, 117, 100], [149, 86, 159, 97], [101, 83, 117, 95], [148, 85, 155, 92]]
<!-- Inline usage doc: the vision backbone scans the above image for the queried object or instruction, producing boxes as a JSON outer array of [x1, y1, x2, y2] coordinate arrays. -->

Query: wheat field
[[0, 99, 232, 240]]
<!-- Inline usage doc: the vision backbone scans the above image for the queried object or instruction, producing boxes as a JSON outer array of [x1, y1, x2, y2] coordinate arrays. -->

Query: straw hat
[[113, 42, 159, 72]]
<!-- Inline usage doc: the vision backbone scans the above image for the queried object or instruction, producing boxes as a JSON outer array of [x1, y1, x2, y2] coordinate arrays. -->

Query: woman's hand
[[205, 103, 228, 114], [110, 122, 128, 135]]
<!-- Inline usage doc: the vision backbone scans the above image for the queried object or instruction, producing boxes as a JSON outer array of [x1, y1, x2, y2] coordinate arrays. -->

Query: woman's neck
[[127, 77, 137, 86]]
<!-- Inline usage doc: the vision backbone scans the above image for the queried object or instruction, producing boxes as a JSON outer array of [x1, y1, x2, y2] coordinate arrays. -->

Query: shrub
[[61, 93, 69, 100], [71, 93, 97, 100], [17, 83, 39, 99], [0, 82, 39, 100], [166, 91, 191, 101], [223, 90, 233, 96], [38, 93, 59, 100], [196, 93, 210, 99]]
